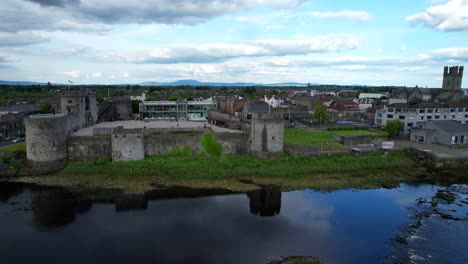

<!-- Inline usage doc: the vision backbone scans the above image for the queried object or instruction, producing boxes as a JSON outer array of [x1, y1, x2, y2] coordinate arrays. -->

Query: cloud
[[419, 47, 468, 61], [86, 72, 102, 78], [406, 0, 468, 31], [25, 0, 79, 7], [63, 70, 80, 78], [305, 10, 372, 22], [120, 34, 359, 64], [0, 32, 49, 46], [0, 0, 304, 34]]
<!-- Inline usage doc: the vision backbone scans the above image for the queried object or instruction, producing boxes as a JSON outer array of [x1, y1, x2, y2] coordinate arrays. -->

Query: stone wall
[[111, 129, 145, 161], [144, 132, 249, 156], [68, 136, 111, 161], [250, 113, 284, 156]]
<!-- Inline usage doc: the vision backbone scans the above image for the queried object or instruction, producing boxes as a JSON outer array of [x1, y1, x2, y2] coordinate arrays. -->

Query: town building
[[0, 114, 24, 141], [375, 102, 468, 134], [139, 99, 216, 120], [390, 66, 464, 103], [411, 120, 468, 145]]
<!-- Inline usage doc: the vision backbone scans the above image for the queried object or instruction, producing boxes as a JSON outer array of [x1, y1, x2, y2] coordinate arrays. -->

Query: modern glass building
[[139, 100, 216, 120]]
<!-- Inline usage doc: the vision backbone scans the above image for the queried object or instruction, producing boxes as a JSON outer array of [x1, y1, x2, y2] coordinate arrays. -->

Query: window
[[435, 115, 440, 119], [407, 123, 413, 127], [399, 116, 405, 120], [387, 114, 394, 118], [450, 109, 456, 113], [427, 116, 432, 120], [420, 116, 424, 120], [427, 109, 433, 113], [452, 115, 455, 119], [435, 109, 441, 113], [458, 108, 463, 112], [387, 108, 394, 112], [419, 109, 425, 113]]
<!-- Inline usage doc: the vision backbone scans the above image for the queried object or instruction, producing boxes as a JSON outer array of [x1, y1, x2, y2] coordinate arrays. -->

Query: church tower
[[442, 66, 463, 91]]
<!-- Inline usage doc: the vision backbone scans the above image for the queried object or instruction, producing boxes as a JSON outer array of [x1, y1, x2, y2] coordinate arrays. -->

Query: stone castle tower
[[442, 66, 463, 91]]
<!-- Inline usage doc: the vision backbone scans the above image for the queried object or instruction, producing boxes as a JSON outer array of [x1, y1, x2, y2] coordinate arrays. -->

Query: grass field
[[0, 142, 26, 152], [285, 129, 386, 147], [61, 152, 415, 179]]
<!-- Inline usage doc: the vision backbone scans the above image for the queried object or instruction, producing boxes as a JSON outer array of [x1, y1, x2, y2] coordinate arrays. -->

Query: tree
[[40, 103, 53, 114], [313, 103, 329, 126], [131, 100, 141, 114], [384, 120, 404, 138]]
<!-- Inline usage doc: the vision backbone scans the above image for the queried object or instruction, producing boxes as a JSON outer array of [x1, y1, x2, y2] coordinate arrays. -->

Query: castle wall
[[111, 129, 145, 161], [24, 114, 70, 170], [249, 113, 284, 157], [61, 92, 86, 129], [443, 66, 463, 91], [144, 131, 249, 156], [67, 136, 111, 161]]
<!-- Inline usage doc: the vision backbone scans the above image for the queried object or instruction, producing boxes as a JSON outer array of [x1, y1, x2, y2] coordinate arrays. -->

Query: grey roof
[[0, 104, 40, 113], [36, 97, 61, 105], [426, 120, 468, 133], [246, 102, 270, 113]]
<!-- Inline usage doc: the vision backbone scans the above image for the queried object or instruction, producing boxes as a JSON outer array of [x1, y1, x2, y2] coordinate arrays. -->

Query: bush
[[167, 145, 192, 157], [200, 133, 222, 156], [94, 156, 111, 165]]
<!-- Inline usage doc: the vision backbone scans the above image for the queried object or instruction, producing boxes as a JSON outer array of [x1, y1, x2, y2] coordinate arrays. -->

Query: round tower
[[24, 114, 69, 171]]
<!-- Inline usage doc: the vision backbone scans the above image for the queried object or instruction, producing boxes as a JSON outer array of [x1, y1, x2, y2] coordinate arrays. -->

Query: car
[[12, 137, 25, 143]]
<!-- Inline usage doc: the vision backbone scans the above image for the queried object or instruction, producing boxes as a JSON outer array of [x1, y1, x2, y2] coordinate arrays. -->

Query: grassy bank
[[60, 152, 415, 179], [0, 142, 26, 152], [284, 129, 386, 147]]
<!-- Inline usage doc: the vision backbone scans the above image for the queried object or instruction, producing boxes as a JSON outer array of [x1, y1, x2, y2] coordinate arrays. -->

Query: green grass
[[61, 152, 415, 179], [0, 142, 26, 152], [284, 129, 385, 147]]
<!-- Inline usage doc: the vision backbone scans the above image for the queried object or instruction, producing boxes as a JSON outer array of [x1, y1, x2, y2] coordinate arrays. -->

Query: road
[[394, 140, 468, 158], [0, 140, 16, 149]]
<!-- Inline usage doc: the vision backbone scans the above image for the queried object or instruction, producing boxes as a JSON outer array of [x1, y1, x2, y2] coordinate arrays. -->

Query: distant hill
[[0, 79, 314, 87], [0, 80, 45, 85], [139, 79, 311, 87]]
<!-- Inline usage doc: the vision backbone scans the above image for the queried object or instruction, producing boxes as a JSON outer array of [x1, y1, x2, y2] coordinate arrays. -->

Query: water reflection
[[0, 182, 24, 202], [247, 186, 281, 217], [31, 188, 92, 230], [0, 182, 465, 264]]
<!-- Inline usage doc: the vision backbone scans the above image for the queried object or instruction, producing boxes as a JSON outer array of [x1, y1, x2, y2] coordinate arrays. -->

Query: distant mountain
[[139, 79, 310, 87], [0, 80, 45, 85]]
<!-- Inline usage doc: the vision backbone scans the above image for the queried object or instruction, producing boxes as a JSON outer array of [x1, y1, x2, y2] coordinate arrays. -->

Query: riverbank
[[2, 150, 467, 199]]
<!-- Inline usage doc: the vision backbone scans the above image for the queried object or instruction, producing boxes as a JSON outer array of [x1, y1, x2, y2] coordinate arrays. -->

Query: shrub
[[200, 133, 222, 156], [167, 145, 192, 157], [95, 156, 111, 165]]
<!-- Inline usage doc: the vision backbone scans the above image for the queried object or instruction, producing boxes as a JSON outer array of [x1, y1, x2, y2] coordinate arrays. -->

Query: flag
[[68, 80, 73, 84]]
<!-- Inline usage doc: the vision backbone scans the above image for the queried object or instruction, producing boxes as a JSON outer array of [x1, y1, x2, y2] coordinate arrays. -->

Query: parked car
[[12, 137, 25, 143]]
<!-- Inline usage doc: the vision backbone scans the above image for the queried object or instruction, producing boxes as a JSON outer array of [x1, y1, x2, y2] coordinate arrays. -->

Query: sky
[[0, 0, 467, 87]]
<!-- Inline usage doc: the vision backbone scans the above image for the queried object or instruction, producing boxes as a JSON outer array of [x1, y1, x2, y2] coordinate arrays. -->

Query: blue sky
[[0, 0, 467, 86]]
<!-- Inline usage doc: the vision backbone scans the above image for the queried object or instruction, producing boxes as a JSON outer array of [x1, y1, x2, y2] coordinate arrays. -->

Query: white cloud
[[63, 70, 80, 78], [120, 34, 360, 64], [419, 47, 468, 61], [86, 71, 102, 78], [406, 0, 468, 31], [305, 10, 372, 22], [400, 45, 407, 51], [0, 31, 49, 46]]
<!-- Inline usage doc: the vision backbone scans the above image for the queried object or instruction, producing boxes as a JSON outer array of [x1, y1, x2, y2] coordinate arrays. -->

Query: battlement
[[444, 66, 464, 76]]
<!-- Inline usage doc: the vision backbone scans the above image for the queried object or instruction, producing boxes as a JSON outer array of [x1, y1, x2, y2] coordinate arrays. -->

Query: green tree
[[131, 100, 141, 114], [200, 133, 222, 156], [384, 120, 404, 138], [40, 103, 53, 114], [313, 103, 329, 126]]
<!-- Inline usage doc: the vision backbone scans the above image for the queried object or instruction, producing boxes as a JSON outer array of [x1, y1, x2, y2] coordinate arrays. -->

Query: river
[[0, 182, 466, 264]]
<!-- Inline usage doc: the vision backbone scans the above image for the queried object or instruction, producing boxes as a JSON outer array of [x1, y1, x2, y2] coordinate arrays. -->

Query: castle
[[24, 91, 284, 172]]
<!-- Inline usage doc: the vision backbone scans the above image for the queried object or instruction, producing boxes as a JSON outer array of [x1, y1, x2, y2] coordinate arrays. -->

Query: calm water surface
[[0, 182, 466, 264]]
